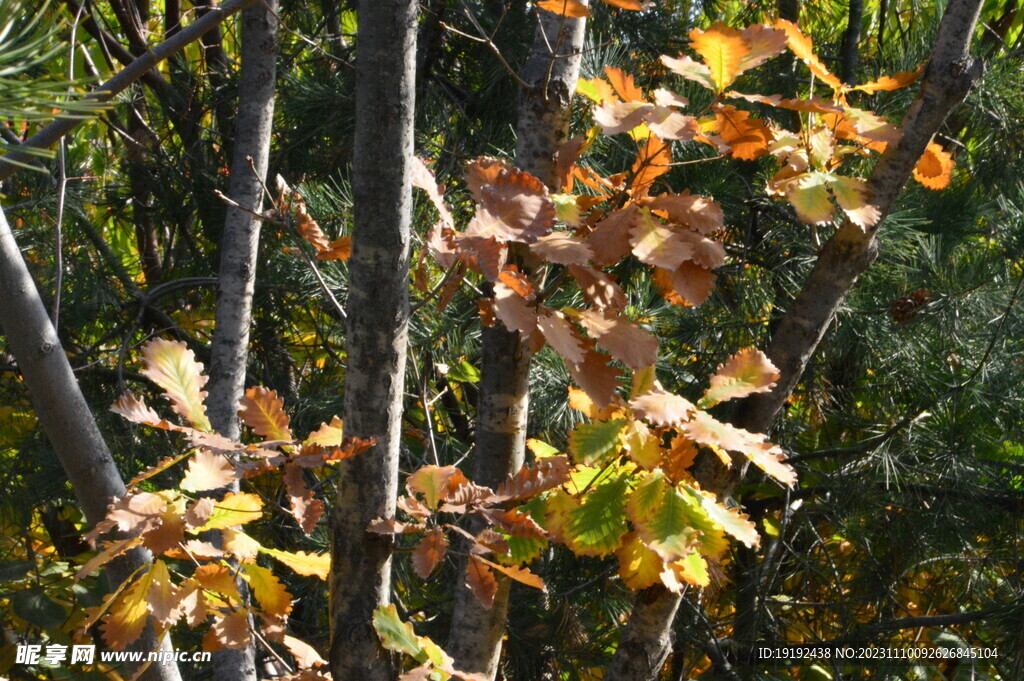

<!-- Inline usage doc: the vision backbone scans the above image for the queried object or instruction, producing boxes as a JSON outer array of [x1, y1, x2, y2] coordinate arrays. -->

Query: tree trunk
[[840, 0, 865, 85], [445, 7, 588, 679], [203, 3, 278, 679], [0, 206, 182, 681], [328, 4, 417, 681], [604, 0, 985, 678]]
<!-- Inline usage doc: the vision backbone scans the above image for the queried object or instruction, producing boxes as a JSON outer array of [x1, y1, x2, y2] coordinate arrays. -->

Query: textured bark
[[445, 7, 588, 679], [840, 0, 865, 84], [328, 4, 417, 681], [0, 0, 257, 182], [0, 206, 182, 681], [206, 0, 279, 441], [202, 4, 277, 679], [605, 1, 985, 679]]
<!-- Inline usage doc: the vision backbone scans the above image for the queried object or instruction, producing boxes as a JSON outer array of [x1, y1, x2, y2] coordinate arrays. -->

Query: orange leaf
[[283, 463, 324, 534], [315, 235, 351, 261], [600, 0, 651, 8], [774, 20, 843, 90], [203, 609, 251, 650], [466, 555, 499, 608], [912, 142, 953, 190], [465, 159, 555, 243], [476, 556, 546, 590], [713, 104, 772, 160], [630, 137, 671, 197], [239, 386, 293, 442], [853, 66, 922, 94], [412, 529, 449, 579], [538, 0, 590, 17], [604, 66, 644, 102]]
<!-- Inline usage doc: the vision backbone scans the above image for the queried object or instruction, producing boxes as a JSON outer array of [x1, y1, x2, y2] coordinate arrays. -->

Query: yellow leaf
[[830, 175, 880, 229], [689, 22, 750, 93], [615, 532, 665, 589], [671, 551, 710, 587], [140, 338, 212, 431], [537, 0, 590, 17], [304, 415, 344, 447], [576, 77, 617, 104], [194, 492, 263, 531], [260, 547, 331, 580], [101, 565, 157, 650], [785, 172, 835, 225], [242, 563, 293, 616]]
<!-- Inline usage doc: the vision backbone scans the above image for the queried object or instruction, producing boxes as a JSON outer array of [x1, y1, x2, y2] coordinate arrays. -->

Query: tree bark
[[0, 0, 257, 183], [328, 4, 417, 681], [445, 7, 588, 679], [604, 0, 985, 678], [840, 0, 865, 84], [0, 206, 182, 681], [202, 2, 278, 680]]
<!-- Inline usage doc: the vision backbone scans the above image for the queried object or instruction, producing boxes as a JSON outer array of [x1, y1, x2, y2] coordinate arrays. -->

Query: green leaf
[[627, 472, 694, 561], [447, 359, 481, 384], [372, 604, 425, 661], [569, 419, 627, 464], [13, 588, 66, 628], [566, 473, 630, 556]]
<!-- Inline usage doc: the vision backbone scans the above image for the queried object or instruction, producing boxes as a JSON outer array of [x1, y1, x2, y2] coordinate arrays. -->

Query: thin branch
[[0, 0, 259, 182]]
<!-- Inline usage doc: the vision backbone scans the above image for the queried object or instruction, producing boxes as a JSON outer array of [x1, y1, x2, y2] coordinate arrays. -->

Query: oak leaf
[[530, 231, 594, 265], [180, 449, 236, 493], [629, 209, 692, 270], [653, 262, 716, 307], [140, 338, 212, 431], [204, 609, 251, 650], [537, 0, 590, 17], [242, 563, 293, 617], [260, 547, 331, 580], [568, 265, 627, 311], [912, 142, 953, 190], [616, 532, 665, 590], [238, 387, 293, 442], [575, 309, 659, 370], [566, 346, 623, 409], [412, 529, 448, 579], [466, 556, 499, 608], [702, 348, 780, 407], [629, 389, 695, 426], [283, 635, 327, 669], [537, 308, 587, 365]]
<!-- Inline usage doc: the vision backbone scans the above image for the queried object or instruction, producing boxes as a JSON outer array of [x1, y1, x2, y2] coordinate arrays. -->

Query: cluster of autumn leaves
[[71, 15, 956, 680]]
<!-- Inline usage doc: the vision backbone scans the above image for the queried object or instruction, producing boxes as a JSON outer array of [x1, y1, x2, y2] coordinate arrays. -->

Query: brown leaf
[[629, 209, 693, 270], [324, 436, 376, 462], [566, 346, 623, 409], [653, 263, 716, 307], [367, 518, 423, 535], [492, 280, 539, 337], [283, 464, 324, 534], [315, 236, 351, 261], [675, 230, 726, 270], [465, 160, 555, 243], [537, 308, 587, 365], [575, 309, 659, 370], [465, 555, 499, 608], [475, 556, 546, 590], [411, 156, 455, 228], [203, 609, 251, 651], [646, 190, 723, 234], [587, 205, 637, 265], [629, 389, 696, 426], [554, 135, 588, 191], [630, 137, 671, 197], [427, 224, 459, 268], [530, 231, 595, 265], [455, 234, 507, 281], [494, 456, 572, 501], [284, 635, 326, 669], [480, 508, 548, 539], [412, 528, 448, 579], [569, 265, 627, 311]]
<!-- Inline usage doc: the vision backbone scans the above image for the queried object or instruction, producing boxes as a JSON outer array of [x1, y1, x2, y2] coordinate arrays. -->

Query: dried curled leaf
[[412, 529, 449, 579]]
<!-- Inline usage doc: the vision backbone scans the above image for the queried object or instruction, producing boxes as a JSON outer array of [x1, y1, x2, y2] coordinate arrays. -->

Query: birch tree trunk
[[445, 7, 588, 679], [605, 0, 984, 678], [0, 206, 182, 681], [328, 4, 417, 681], [202, 3, 278, 680]]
